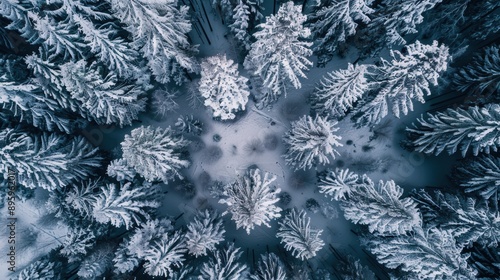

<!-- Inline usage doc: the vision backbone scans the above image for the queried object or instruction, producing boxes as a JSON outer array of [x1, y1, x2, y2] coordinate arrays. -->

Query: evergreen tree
[[310, 63, 370, 118], [77, 244, 114, 279], [13, 259, 56, 280], [219, 168, 282, 234], [283, 115, 342, 171], [276, 208, 325, 260], [317, 168, 358, 201], [199, 54, 250, 120], [453, 155, 500, 200], [309, 0, 374, 66], [407, 104, 500, 156], [120, 125, 190, 183], [251, 253, 287, 280], [107, 159, 137, 182], [175, 115, 203, 136], [185, 209, 226, 257], [0, 0, 40, 44], [0, 128, 102, 190], [60, 227, 96, 263], [230, 0, 252, 50], [142, 231, 187, 277], [199, 243, 248, 280], [244, 1, 313, 106], [150, 89, 179, 119]]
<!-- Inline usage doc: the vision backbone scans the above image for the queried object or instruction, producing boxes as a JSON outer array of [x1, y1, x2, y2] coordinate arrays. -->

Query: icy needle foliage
[[364, 227, 477, 279], [60, 227, 96, 263], [244, 1, 313, 106], [276, 208, 325, 260], [0, 128, 101, 190], [121, 125, 190, 183], [311, 63, 370, 118], [175, 115, 203, 136], [142, 231, 187, 277], [219, 168, 282, 234], [453, 155, 500, 200], [317, 168, 358, 201], [309, 0, 374, 66], [407, 104, 500, 156], [78, 244, 114, 279], [91, 181, 161, 229], [14, 259, 55, 280], [185, 210, 225, 257], [107, 159, 137, 182], [283, 115, 342, 171], [199, 55, 250, 120], [251, 253, 288, 280], [199, 243, 248, 280]]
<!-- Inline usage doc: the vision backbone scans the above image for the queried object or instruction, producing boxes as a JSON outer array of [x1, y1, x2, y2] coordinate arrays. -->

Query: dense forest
[[0, 0, 499, 279]]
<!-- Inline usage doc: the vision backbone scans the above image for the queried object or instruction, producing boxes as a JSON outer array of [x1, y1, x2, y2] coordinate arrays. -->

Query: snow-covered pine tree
[[412, 190, 500, 248], [120, 125, 190, 183], [107, 159, 137, 182], [0, 0, 40, 44], [77, 244, 114, 279], [283, 115, 342, 171], [13, 259, 55, 280], [142, 231, 187, 277], [60, 60, 146, 127], [244, 1, 313, 106], [230, 0, 252, 50], [337, 255, 376, 280], [63, 179, 100, 220], [317, 168, 358, 201], [251, 253, 287, 280], [150, 89, 179, 119], [199, 243, 248, 280], [276, 208, 325, 260], [219, 168, 282, 234], [185, 209, 225, 257], [309, 0, 374, 67], [310, 63, 370, 118], [353, 40, 449, 126], [91, 181, 161, 229], [60, 227, 96, 263], [364, 226, 477, 279], [199, 54, 250, 120], [407, 104, 500, 156], [175, 115, 203, 136], [0, 128, 102, 190], [453, 155, 500, 200], [108, 0, 198, 84]]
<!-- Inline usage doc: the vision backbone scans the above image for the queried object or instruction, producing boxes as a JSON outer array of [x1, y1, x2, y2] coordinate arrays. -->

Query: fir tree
[[283, 115, 342, 171], [199, 54, 250, 120], [219, 168, 282, 234], [407, 104, 500, 156], [142, 231, 187, 277], [317, 168, 358, 201], [244, 1, 313, 106], [106, 159, 137, 182], [199, 243, 248, 280], [13, 259, 55, 280], [175, 115, 203, 136], [251, 253, 287, 280], [60, 227, 96, 263], [185, 209, 225, 257], [276, 208, 325, 260], [77, 244, 114, 279], [453, 155, 500, 200]]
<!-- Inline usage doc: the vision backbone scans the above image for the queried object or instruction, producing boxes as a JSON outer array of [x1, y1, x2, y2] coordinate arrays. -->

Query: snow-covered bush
[[283, 115, 342, 171], [219, 168, 282, 234], [185, 209, 225, 257], [199, 54, 250, 120]]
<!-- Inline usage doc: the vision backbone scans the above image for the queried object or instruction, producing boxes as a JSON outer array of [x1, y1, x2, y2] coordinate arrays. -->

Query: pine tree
[[283, 115, 342, 171], [91, 181, 161, 229], [142, 231, 187, 277], [199, 54, 250, 120], [14, 259, 55, 280], [230, 0, 252, 50], [276, 208, 325, 260], [354, 40, 449, 126], [309, 0, 374, 66], [364, 226, 477, 279], [63, 180, 100, 219], [453, 155, 500, 200], [244, 1, 313, 106], [0, 128, 102, 190], [60, 227, 96, 263], [185, 209, 225, 257], [77, 244, 114, 279], [317, 168, 358, 201], [251, 253, 287, 280], [150, 89, 179, 119], [310, 63, 370, 118], [407, 104, 500, 156], [108, 0, 198, 84], [120, 125, 190, 183], [106, 159, 137, 182], [175, 115, 203, 136], [199, 243, 248, 280], [219, 168, 282, 234]]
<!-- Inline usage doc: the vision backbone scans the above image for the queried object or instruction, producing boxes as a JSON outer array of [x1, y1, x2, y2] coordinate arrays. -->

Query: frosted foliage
[[341, 176, 421, 235], [64, 180, 99, 218], [151, 89, 179, 119], [244, 1, 312, 105], [219, 169, 282, 234], [60, 227, 96, 262], [310, 0, 373, 66], [408, 104, 500, 156], [318, 168, 358, 201], [185, 210, 225, 257], [251, 253, 287, 280], [199, 243, 248, 280], [91, 181, 161, 229], [0, 128, 101, 190], [143, 232, 187, 277], [230, 1, 251, 50], [311, 63, 369, 117], [175, 115, 203, 135], [78, 245, 113, 279], [15, 260, 54, 280], [199, 55, 250, 120], [0, 0, 39, 43], [455, 155, 500, 200], [365, 227, 477, 279], [277, 209, 325, 260], [121, 126, 190, 183], [107, 159, 137, 182], [283, 115, 342, 171], [108, 0, 198, 84], [356, 41, 449, 126]]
